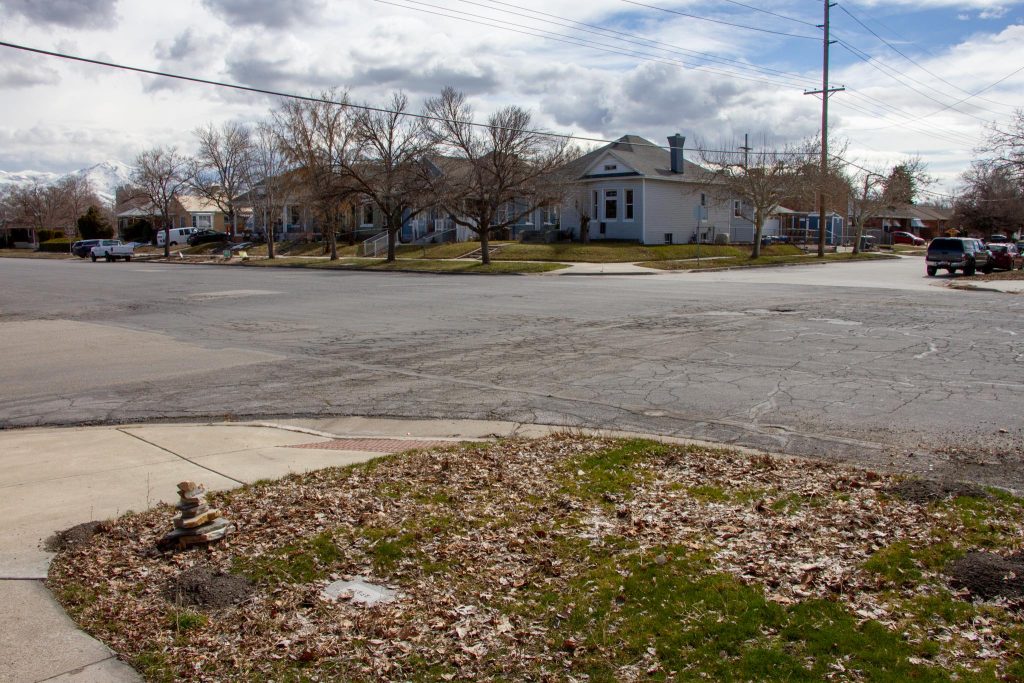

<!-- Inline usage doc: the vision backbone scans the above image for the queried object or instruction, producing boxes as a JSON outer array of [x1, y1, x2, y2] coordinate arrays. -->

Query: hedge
[[38, 238, 73, 253]]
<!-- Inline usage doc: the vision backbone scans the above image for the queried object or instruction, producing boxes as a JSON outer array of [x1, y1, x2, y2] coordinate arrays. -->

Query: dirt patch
[[164, 566, 254, 609], [947, 551, 1024, 601], [886, 479, 989, 504], [44, 521, 107, 552]]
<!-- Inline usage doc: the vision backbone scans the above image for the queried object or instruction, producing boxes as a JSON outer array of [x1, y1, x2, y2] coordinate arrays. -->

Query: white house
[[560, 134, 744, 245]]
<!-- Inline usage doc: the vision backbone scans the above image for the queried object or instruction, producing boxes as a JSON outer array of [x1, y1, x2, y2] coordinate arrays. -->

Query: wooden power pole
[[805, 1, 844, 257]]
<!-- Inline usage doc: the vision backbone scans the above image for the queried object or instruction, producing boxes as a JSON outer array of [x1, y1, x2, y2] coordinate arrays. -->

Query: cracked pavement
[[2, 257, 1022, 490]]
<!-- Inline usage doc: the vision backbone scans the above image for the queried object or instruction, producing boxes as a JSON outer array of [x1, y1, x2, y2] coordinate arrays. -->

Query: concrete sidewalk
[[0, 418, 561, 682]]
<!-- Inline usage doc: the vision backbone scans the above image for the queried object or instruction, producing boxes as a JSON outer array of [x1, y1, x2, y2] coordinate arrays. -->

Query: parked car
[[892, 231, 926, 246], [925, 237, 994, 276], [71, 239, 104, 258], [187, 229, 229, 246], [156, 227, 198, 247], [759, 235, 790, 247], [89, 240, 134, 262], [986, 243, 1024, 271], [988, 234, 1010, 243]]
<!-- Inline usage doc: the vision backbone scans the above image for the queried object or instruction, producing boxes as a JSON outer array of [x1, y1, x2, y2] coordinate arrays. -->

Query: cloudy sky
[[1, 0, 1023, 196]]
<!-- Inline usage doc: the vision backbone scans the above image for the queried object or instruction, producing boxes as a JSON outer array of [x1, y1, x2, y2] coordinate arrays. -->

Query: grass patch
[[492, 241, 753, 263], [241, 256, 566, 274], [642, 250, 899, 270], [0, 249, 72, 259], [48, 436, 1024, 681], [232, 531, 342, 586], [394, 242, 479, 259], [559, 438, 668, 503]]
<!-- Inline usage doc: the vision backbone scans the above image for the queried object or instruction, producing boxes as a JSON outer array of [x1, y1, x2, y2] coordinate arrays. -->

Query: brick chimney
[[668, 134, 686, 174]]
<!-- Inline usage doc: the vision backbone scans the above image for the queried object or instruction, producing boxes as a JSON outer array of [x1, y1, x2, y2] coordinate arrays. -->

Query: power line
[[450, 0, 816, 84], [835, 3, 1016, 112], [844, 63, 1024, 134], [0, 39, 816, 159], [702, 0, 818, 27], [619, 0, 821, 40], [378, 0, 813, 89], [833, 39, 995, 125]]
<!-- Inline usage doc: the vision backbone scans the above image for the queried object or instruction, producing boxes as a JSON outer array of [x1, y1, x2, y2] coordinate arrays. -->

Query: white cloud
[[0, 0, 118, 28]]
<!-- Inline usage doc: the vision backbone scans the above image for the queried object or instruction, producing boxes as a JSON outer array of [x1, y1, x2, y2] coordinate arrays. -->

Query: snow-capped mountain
[[0, 160, 133, 207]]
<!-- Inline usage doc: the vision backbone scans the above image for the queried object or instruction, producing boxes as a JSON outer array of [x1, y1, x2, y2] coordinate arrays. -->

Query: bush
[[37, 229, 65, 242], [121, 219, 153, 244], [77, 206, 114, 239], [38, 238, 73, 253]]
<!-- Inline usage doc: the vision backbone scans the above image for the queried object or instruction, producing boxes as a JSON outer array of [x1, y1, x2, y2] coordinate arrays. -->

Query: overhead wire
[[0, 39, 816, 159], [377, 0, 814, 89], [453, 0, 816, 84], [619, 0, 821, 40], [836, 3, 1016, 112]]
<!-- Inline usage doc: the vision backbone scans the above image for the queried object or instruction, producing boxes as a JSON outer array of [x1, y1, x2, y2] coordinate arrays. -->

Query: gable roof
[[567, 135, 714, 183]]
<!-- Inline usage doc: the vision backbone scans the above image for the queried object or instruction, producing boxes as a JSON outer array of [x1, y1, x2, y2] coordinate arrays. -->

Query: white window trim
[[624, 188, 635, 223], [604, 189, 619, 222]]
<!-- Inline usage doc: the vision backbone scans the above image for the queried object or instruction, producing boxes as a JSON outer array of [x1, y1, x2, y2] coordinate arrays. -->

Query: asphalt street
[[2, 257, 1022, 489]]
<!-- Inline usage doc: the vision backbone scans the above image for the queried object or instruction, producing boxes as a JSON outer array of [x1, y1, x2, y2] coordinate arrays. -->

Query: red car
[[892, 231, 926, 246], [986, 243, 1024, 271]]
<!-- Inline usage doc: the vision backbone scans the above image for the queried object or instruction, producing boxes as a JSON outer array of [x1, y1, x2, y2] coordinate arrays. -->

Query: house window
[[604, 189, 618, 221], [664, 233, 673, 244], [599, 222, 606, 235], [604, 164, 618, 171], [592, 190, 598, 220], [178, 215, 187, 228], [544, 205, 559, 225], [361, 204, 374, 226], [700, 193, 707, 207], [192, 213, 213, 229], [288, 205, 302, 228], [625, 190, 634, 221], [733, 200, 742, 218]]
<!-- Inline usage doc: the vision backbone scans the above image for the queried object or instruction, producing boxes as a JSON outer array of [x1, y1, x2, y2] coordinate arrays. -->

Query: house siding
[[642, 181, 731, 245]]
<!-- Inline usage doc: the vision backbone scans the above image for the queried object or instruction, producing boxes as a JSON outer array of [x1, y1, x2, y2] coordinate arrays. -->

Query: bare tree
[[698, 138, 807, 258], [424, 87, 572, 264], [954, 161, 1024, 237], [131, 147, 190, 258], [982, 109, 1024, 183], [190, 122, 253, 238], [274, 90, 353, 260], [8, 182, 66, 243], [56, 175, 101, 237], [345, 92, 435, 262], [249, 121, 295, 259]]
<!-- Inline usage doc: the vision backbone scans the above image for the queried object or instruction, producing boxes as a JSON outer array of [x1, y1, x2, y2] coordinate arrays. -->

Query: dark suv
[[925, 237, 993, 276]]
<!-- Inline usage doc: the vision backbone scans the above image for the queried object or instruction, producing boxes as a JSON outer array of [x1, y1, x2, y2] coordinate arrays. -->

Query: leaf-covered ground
[[49, 436, 1024, 682]]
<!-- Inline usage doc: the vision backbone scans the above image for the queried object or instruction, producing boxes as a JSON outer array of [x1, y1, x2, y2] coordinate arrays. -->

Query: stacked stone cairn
[[158, 481, 234, 551]]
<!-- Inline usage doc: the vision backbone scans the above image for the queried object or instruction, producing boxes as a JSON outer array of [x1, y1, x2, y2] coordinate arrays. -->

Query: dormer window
[[603, 164, 618, 171]]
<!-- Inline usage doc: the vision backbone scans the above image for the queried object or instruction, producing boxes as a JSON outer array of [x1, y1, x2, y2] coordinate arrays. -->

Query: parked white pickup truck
[[90, 240, 134, 262]]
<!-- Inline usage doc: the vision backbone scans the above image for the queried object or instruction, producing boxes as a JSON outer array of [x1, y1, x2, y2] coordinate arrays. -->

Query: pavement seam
[[116, 428, 247, 486], [33, 655, 119, 683]]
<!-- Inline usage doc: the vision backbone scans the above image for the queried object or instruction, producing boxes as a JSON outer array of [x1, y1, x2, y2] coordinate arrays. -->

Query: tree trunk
[[267, 212, 275, 259], [163, 221, 170, 259], [750, 210, 763, 259], [480, 228, 491, 265], [329, 226, 338, 260], [386, 223, 397, 263], [580, 216, 590, 244]]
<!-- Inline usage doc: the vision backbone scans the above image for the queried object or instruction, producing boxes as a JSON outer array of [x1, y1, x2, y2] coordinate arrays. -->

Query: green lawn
[[0, 249, 72, 259], [50, 436, 1024, 682], [490, 241, 780, 263], [242, 256, 566, 274], [643, 251, 899, 270]]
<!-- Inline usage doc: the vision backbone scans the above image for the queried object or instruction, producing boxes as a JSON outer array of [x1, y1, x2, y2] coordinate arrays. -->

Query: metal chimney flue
[[668, 134, 685, 174]]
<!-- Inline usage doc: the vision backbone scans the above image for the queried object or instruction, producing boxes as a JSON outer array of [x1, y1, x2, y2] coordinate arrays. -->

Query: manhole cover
[[290, 438, 455, 453]]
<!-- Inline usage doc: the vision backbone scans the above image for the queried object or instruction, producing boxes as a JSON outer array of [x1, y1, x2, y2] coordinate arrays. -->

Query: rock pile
[[158, 481, 234, 551]]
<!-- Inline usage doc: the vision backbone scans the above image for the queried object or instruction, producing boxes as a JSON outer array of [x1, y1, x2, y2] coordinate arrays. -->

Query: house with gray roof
[[559, 134, 744, 245]]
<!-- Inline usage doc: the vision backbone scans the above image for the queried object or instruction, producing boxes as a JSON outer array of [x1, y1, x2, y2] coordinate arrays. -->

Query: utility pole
[[739, 133, 752, 169], [805, 1, 844, 257]]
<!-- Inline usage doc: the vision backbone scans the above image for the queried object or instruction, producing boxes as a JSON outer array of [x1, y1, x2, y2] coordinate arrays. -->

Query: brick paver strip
[[290, 438, 456, 454]]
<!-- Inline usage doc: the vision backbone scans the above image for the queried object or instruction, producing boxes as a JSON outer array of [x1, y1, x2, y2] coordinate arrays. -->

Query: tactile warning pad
[[289, 438, 456, 453]]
